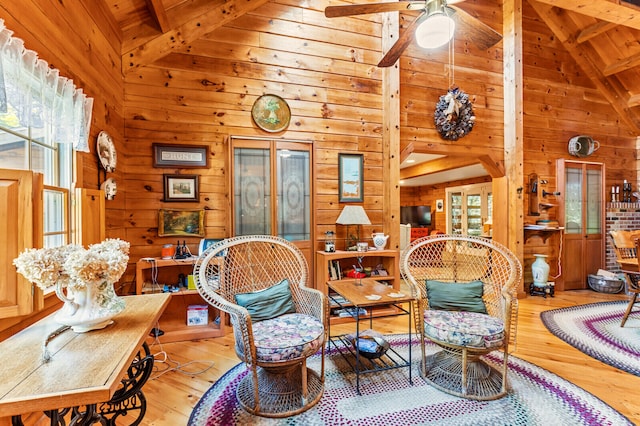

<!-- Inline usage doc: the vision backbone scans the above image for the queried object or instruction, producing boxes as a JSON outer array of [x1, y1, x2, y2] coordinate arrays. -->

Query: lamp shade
[[336, 205, 371, 225], [415, 13, 455, 49]]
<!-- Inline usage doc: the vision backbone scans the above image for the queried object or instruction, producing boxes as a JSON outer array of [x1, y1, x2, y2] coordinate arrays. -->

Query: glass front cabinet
[[446, 182, 492, 237]]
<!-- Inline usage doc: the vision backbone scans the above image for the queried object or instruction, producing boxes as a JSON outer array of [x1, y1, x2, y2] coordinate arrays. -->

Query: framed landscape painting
[[163, 174, 199, 202], [158, 209, 205, 237]]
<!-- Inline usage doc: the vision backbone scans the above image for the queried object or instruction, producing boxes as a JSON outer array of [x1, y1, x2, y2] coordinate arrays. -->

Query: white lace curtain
[[0, 19, 93, 152]]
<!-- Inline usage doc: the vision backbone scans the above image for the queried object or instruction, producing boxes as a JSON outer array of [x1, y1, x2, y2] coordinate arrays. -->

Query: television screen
[[401, 205, 431, 227]]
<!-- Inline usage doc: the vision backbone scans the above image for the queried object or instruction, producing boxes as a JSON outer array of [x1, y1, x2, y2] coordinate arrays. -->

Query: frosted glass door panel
[[234, 148, 271, 236], [277, 149, 310, 241], [586, 169, 602, 235], [564, 168, 583, 234]]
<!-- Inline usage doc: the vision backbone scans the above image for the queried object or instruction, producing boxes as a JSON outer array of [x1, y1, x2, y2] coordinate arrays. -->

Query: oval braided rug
[[188, 334, 632, 425], [541, 300, 640, 376]]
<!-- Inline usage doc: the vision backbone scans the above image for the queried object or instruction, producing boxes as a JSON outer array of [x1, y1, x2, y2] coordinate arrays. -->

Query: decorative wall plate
[[100, 177, 117, 200], [97, 131, 117, 172], [251, 94, 291, 133]]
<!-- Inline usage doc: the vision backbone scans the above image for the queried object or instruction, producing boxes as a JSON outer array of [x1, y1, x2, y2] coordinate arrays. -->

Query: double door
[[446, 182, 492, 236], [231, 137, 313, 265]]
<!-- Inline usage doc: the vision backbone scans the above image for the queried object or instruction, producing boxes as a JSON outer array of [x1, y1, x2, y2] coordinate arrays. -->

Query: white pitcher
[[371, 232, 389, 250]]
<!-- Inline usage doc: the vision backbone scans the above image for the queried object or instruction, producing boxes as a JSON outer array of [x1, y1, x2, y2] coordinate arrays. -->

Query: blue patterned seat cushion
[[423, 310, 504, 349], [237, 313, 324, 363]]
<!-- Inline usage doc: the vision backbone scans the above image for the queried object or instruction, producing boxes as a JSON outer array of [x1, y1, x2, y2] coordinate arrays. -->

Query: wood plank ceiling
[[105, 0, 640, 179]]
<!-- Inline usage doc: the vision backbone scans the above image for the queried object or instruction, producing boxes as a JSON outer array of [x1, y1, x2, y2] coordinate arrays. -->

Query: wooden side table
[[327, 279, 414, 394], [0, 293, 170, 425]]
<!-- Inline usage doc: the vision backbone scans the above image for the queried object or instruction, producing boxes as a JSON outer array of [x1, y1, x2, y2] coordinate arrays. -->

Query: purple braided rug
[[188, 334, 631, 425], [541, 301, 640, 377]]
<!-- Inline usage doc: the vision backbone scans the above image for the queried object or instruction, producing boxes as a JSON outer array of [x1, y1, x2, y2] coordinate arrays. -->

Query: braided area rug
[[188, 334, 631, 425], [541, 301, 640, 377]]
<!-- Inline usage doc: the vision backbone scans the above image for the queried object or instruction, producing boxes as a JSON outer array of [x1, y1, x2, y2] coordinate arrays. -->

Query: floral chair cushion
[[236, 313, 324, 363], [423, 310, 504, 349]]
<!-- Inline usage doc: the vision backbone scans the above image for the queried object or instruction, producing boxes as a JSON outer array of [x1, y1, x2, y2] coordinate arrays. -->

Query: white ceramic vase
[[371, 233, 389, 250], [55, 279, 125, 332], [531, 254, 550, 288]]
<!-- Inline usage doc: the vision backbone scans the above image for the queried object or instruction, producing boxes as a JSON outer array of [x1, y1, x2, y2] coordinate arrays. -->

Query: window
[[0, 20, 93, 248], [0, 106, 73, 247]]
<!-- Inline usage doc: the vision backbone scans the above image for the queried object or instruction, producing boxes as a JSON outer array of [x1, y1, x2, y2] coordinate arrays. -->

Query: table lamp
[[336, 205, 371, 250]]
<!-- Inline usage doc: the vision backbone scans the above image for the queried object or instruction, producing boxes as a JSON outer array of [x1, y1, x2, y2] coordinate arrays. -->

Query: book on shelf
[[328, 293, 350, 307], [334, 260, 342, 280], [334, 307, 368, 318], [328, 260, 343, 280]]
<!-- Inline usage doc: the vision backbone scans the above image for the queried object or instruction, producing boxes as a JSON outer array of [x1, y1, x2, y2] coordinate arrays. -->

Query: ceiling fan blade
[[378, 11, 427, 68], [448, 5, 502, 50], [325, 1, 422, 18]]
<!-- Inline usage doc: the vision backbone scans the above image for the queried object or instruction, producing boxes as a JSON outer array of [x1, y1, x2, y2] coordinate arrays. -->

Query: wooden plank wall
[[521, 1, 637, 286], [120, 0, 638, 287], [7, 0, 637, 292], [398, 0, 637, 289], [122, 0, 387, 272]]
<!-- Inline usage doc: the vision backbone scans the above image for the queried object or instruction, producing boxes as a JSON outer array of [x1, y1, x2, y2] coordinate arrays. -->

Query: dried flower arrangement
[[13, 238, 130, 290]]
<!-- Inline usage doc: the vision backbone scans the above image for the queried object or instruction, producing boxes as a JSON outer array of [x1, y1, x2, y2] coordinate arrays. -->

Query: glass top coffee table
[[327, 278, 414, 394]]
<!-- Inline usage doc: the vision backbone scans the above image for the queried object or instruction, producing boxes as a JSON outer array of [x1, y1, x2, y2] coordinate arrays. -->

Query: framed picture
[[436, 199, 444, 212], [158, 209, 205, 237], [163, 174, 199, 202], [338, 153, 364, 202], [153, 143, 209, 168]]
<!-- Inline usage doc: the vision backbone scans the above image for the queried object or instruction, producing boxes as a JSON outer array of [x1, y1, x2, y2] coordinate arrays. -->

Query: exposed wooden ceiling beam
[[528, 1, 640, 134], [408, 140, 505, 160], [145, 0, 171, 33], [478, 154, 505, 178], [576, 21, 618, 43], [603, 50, 640, 75], [400, 142, 414, 164], [400, 156, 480, 180], [122, 0, 271, 74], [532, 0, 640, 31], [628, 92, 640, 107]]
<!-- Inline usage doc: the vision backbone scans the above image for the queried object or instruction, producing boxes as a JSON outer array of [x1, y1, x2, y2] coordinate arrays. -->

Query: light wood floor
[[26, 290, 640, 425]]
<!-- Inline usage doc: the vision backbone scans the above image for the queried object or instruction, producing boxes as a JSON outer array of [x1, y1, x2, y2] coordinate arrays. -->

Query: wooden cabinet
[[315, 250, 400, 324], [135, 258, 225, 343]]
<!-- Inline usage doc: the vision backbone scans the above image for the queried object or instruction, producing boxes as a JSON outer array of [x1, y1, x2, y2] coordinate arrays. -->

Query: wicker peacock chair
[[401, 234, 522, 400], [194, 235, 326, 417]]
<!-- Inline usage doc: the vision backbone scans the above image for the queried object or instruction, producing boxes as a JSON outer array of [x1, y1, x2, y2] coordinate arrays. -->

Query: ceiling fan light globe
[[415, 14, 455, 49]]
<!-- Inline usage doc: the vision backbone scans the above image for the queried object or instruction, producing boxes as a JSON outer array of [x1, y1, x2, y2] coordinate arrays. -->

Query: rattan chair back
[[193, 235, 326, 417]]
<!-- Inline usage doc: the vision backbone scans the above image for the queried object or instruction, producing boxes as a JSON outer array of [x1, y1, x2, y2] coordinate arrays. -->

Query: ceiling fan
[[325, 0, 502, 67]]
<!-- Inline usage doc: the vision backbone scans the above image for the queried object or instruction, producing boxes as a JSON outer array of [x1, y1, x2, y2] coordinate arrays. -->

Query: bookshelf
[[315, 249, 400, 324], [135, 257, 226, 343]]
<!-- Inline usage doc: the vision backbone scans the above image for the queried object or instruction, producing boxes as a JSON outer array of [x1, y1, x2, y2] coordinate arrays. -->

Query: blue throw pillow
[[235, 279, 296, 322], [425, 279, 487, 314]]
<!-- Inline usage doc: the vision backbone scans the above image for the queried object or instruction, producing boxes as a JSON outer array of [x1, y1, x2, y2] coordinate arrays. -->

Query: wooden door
[[230, 138, 314, 269], [557, 160, 605, 290]]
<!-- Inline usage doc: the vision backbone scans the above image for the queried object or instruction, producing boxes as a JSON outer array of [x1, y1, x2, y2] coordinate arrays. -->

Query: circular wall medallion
[[251, 94, 291, 133], [97, 131, 117, 172]]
